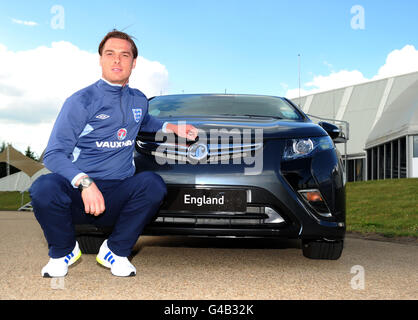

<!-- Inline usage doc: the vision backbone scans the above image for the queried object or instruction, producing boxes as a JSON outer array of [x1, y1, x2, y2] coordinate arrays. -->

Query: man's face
[[100, 38, 136, 85]]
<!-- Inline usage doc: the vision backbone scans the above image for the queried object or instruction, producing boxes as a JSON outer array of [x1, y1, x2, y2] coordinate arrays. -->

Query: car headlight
[[283, 136, 334, 160]]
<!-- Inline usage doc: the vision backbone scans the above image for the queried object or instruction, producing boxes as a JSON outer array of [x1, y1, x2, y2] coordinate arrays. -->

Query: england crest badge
[[132, 108, 142, 123]]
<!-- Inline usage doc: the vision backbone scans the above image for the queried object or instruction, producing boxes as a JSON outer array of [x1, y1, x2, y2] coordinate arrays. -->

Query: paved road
[[0, 211, 417, 300]]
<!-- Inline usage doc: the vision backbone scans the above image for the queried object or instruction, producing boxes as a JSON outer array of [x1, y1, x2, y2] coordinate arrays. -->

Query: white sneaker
[[41, 241, 82, 278], [96, 240, 136, 277]]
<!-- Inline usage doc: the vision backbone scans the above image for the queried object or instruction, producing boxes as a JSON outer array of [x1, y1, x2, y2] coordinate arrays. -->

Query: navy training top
[[43, 79, 164, 186]]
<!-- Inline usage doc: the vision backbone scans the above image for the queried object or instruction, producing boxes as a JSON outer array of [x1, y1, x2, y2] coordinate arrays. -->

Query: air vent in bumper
[[153, 206, 285, 226]]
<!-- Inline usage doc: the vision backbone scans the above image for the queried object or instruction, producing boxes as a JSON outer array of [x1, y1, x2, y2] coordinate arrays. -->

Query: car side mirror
[[318, 121, 340, 140]]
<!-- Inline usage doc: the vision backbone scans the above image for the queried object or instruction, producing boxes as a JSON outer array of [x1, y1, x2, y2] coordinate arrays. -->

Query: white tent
[[0, 145, 49, 191], [0, 172, 30, 192]]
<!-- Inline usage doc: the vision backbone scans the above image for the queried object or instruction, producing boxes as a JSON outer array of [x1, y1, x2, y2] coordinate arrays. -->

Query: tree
[[0, 141, 5, 153], [25, 146, 38, 161]]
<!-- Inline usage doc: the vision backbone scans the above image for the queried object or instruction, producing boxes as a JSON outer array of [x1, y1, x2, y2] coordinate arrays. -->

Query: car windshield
[[148, 94, 303, 120]]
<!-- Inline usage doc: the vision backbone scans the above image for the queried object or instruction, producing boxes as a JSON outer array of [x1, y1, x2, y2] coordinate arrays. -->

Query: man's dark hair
[[98, 29, 138, 59]]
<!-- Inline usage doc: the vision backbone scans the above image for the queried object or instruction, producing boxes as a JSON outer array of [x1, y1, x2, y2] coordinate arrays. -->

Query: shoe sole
[[113, 271, 136, 277], [43, 273, 53, 278]]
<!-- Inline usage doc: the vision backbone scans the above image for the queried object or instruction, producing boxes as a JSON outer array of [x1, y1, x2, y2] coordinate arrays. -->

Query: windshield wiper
[[215, 114, 283, 119], [244, 114, 283, 119]]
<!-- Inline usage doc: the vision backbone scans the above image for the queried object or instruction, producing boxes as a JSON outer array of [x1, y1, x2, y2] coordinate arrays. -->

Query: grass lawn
[[1, 178, 417, 238], [0, 191, 31, 211], [346, 178, 418, 238]]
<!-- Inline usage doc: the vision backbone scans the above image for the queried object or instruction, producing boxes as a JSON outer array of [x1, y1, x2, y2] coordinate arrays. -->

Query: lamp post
[[298, 54, 301, 107]]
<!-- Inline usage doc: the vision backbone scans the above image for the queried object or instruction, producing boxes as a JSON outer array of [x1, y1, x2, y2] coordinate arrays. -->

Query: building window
[[355, 158, 364, 181], [414, 136, 418, 158], [400, 137, 407, 178], [378, 145, 384, 179], [393, 139, 399, 178], [385, 143, 391, 179], [366, 136, 409, 181], [347, 160, 354, 182], [372, 148, 378, 180], [346, 158, 365, 182]]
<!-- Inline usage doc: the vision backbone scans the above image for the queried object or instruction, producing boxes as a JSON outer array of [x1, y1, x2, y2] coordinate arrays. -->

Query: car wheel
[[76, 235, 106, 254], [302, 239, 344, 260]]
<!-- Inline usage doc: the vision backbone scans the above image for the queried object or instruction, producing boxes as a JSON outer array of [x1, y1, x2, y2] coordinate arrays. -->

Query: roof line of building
[[289, 70, 418, 100]]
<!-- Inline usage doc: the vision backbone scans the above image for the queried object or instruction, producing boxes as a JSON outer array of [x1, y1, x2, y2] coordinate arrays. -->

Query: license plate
[[164, 188, 247, 212]]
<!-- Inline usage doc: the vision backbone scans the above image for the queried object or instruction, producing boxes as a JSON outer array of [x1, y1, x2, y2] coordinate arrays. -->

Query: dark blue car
[[131, 94, 346, 260]]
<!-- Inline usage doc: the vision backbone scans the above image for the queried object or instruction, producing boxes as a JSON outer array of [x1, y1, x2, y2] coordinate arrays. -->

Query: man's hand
[[80, 183, 105, 216], [166, 123, 198, 141], [76, 176, 105, 216]]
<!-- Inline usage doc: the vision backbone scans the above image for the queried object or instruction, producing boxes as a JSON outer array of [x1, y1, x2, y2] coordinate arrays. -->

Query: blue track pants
[[29, 172, 167, 258]]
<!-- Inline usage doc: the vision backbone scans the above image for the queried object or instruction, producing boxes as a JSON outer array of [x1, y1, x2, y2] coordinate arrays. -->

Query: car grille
[[152, 206, 285, 227], [137, 140, 262, 163]]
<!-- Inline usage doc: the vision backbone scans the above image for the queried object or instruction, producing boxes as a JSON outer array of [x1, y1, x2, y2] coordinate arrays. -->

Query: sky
[[1, 0, 418, 156]]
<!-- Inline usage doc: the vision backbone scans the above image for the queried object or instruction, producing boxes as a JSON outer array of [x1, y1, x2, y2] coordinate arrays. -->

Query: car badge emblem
[[117, 128, 127, 141], [187, 143, 208, 161], [132, 108, 142, 123]]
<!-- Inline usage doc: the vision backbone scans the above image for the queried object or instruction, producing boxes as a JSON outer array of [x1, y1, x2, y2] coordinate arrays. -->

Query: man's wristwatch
[[78, 177, 94, 191]]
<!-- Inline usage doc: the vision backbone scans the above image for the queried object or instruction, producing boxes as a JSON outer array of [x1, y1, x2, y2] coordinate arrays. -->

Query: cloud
[[323, 61, 334, 71], [0, 41, 169, 155], [130, 57, 169, 97], [286, 45, 418, 98], [0, 122, 54, 160], [373, 45, 418, 79], [11, 18, 38, 27]]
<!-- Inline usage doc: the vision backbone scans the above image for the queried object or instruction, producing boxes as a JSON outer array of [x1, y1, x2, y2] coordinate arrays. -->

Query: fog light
[[298, 189, 332, 217], [305, 191, 323, 202]]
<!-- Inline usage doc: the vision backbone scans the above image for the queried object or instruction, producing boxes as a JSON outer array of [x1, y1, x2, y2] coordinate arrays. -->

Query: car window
[[149, 95, 303, 120]]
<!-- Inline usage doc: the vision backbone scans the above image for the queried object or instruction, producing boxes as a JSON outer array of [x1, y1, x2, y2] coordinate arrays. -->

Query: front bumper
[[136, 138, 346, 241], [143, 184, 345, 241]]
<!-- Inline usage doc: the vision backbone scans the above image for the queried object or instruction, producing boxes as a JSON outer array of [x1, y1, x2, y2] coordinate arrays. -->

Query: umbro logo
[[96, 114, 110, 120]]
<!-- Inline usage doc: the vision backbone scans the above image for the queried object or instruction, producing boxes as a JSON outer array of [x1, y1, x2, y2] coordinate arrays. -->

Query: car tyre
[[302, 239, 344, 260], [76, 235, 107, 254]]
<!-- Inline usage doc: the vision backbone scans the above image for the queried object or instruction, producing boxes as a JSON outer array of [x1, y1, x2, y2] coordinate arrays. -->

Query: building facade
[[291, 71, 418, 182]]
